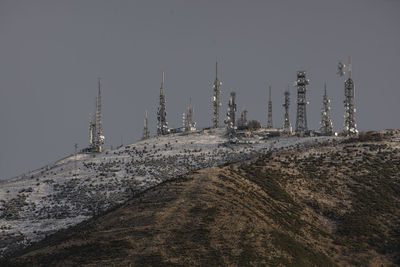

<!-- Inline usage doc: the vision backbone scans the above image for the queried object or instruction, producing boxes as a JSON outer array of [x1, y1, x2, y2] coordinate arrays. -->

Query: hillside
[[3, 130, 400, 266], [0, 128, 337, 257]]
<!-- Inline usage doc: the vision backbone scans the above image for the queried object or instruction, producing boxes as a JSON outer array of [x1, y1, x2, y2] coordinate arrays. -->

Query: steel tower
[[343, 56, 358, 136], [92, 78, 105, 152], [225, 92, 237, 134], [267, 86, 273, 128], [282, 89, 291, 133], [212, 61, 222, 128], [320, 83, 334, 135], [237, 109, 248, 129], [184, 97, 196, 132], [142, 110, 150, 140], [157, 72, 169, 136], [295, 71, 309, 136]]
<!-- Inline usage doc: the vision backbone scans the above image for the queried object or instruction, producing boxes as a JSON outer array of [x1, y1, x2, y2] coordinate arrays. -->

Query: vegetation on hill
[[2, 131, 400, 266]]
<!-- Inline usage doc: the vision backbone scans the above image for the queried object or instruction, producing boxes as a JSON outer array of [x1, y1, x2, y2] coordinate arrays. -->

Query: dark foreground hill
[[3, 132, 400, 266]]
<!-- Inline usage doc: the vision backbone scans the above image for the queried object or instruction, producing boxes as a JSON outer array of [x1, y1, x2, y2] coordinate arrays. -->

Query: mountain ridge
[[3, 130, 400, 266]]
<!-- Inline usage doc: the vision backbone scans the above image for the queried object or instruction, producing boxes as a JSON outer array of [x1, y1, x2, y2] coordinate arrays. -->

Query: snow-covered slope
[[0, 128, 341, 257]]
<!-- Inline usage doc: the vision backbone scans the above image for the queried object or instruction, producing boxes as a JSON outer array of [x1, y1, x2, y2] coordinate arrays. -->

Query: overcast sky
[[0, 0, 399, 179]]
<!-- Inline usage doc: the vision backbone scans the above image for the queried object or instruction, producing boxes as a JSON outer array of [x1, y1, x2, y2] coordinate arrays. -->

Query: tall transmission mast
[[184, 97, 195, 132], [225, 92, 237, 134], [295, 71, 309, 136], [267, 86, 273, 128], [94, 78, 105, 152], [282, 88, 292, 133], [142, 110, 150, 140], [237, 109, 248, 129], [343, 56, 358, 136], [89, 113, 96, 150], [157, 72, 169, 135], [212, 61, 222, 128], [320, 83, 334, 135]]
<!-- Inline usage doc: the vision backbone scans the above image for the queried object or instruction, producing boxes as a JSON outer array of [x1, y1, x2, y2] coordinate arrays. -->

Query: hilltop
[[2, 130, 400, 266], [0, 128, 338, 257]]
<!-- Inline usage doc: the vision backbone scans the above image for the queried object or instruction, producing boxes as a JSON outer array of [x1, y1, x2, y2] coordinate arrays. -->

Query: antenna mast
[[157, 72, 169, 135], [282, 87, 291, 133], [343, 56, 358, 136], [320, 82, 334, 135], [212, 61, 222, 128], [225, 92, 237, 135], [267, 86, 273, 128], [142, 110, 150, 139], [295, 71, 309, 136]]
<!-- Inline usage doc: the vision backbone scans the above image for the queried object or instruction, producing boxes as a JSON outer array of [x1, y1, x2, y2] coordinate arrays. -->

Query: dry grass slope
[[3, 131, 400, 266]]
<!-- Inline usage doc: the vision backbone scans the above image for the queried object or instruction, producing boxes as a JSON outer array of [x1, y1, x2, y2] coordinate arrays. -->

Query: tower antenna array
[[142, 110, 150, 139], [282, 87, 291, 133], [212, 61, 222, 128], [267, 86, 273, 128], [157, 72, 169, 135], [320, 82, 334, 135], [294, 71, 309, 136], [225, 92, 237, 134], [343, 56, 358, 135]]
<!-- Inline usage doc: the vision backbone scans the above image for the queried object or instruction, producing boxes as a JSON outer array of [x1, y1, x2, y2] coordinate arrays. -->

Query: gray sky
[[1, 0, 399, 179]]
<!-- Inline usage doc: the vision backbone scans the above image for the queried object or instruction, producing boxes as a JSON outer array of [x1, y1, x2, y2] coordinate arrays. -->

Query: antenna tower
[[267, 86, 273, 128], [237, 109, 248, 129], [157, 72, 169, 135], [184, 97, 195, 132], [225, 92, 237, 134], [343, 56, 358, 135], [320, 83, 334, 135], [295, 71, 309, 136], [282, 88, 291, 133], [142, 110, 150, 139], [212, 61, 222, 128]]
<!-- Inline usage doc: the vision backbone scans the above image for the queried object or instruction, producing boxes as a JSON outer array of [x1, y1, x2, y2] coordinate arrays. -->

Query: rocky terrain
[[2, 129, 400, 266], [0, 128, 337, 257]]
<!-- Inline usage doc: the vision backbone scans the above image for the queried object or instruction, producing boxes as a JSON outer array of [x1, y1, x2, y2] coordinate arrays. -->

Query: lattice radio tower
[[183, 97, 196, 132], [282, 88, 291, 133], [294, 71, 309, 136], [157, 72, 169, 135], [320, 83, 334, 135], [267, 86, 273, 128], [343, 56, 358, 136], [225, 92, 237, 134], [92, 78, 105, 152], [142, 110, 150, 140], [212, 61, 222, 128]]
